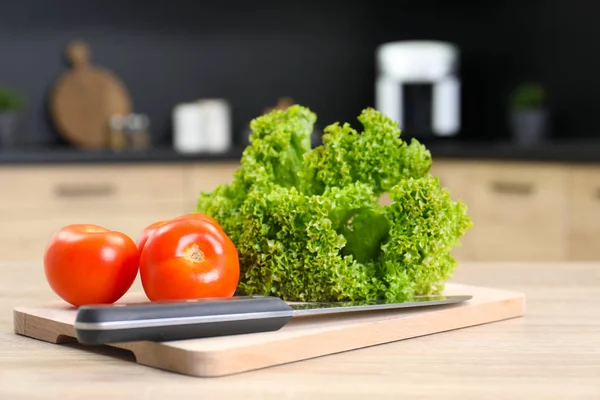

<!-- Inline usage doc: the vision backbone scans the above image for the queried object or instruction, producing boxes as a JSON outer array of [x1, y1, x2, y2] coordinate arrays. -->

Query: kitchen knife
[[74, 294, 472, 345]]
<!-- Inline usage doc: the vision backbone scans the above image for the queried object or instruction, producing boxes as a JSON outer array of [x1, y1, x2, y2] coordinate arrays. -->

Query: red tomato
[[135, 220, 168, 250], [174, 213, 225, 233], [43, 224, 139, 307], [136, 213, 224, 250], [139, 217, 239, 301]]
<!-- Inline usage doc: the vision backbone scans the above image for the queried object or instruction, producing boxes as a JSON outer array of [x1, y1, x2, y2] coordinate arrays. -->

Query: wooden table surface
[[1, 260, 599, 399]]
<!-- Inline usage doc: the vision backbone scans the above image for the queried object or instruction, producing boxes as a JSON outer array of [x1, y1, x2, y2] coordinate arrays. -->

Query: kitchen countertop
[[1, 261, 599, 399], [0, 146, 246, 165], [2, 139, 600, 165], [426, 139, 600, 163]]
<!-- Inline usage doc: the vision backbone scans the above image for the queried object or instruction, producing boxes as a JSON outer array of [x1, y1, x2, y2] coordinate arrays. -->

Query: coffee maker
[[375, 41, 460, 139]]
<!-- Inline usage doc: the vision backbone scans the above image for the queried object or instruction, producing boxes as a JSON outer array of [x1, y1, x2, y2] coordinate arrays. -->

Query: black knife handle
[[74, 296, 294, 345]]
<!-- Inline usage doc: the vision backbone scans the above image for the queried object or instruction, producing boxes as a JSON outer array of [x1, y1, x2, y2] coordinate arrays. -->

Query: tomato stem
[[186, 244, 205, 263]]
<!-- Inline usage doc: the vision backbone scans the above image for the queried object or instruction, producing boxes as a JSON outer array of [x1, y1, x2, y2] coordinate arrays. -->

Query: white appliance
[[376, 40, 460, 137]]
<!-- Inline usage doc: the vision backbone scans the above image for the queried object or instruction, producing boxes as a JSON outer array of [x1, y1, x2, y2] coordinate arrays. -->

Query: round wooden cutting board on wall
[[49, 40, 132, 149]]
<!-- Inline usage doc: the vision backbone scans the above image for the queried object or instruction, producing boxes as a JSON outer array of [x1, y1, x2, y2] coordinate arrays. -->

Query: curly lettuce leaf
[[238, 105, 315, 191], [379, 175, 473, 297], [234, 182, 384, 302], [196, 105, 472, 303], [336, 206, 390, 264], [197, 104, 316, 245], [303, 107, 432, 196]]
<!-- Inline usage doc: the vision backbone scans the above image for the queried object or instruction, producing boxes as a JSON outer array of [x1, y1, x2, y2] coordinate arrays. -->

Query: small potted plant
[[0, 86, 24, 147], [509, 82, 549, 145]]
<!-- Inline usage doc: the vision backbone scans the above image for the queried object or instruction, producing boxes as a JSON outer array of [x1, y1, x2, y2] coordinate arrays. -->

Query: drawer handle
[[490, 181, 534, 196], [54, 183, 116, 198]]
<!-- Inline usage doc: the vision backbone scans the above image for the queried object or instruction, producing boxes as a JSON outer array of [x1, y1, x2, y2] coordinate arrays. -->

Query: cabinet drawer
[[469, 223, 566, 261], [467, 162, 568, 261], [186, 162, 240, 201], [568, 232, 600, 261], [0, 164, 187, 212], [429, 159, 473, 204], [429, 159, 475, 261], [469, 162, 567, 222], [569, 166, 600, 234], [0, 205, 185, 261]]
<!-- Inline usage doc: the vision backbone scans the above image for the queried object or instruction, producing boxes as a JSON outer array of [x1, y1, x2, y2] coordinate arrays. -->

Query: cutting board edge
[[13, 308, 77, 345], [169, 291, 526, 377], [12, 283, 526, 377]]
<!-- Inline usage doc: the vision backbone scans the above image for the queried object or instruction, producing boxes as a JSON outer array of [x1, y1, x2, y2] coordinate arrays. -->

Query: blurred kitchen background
[[1, 0, 599, 263]]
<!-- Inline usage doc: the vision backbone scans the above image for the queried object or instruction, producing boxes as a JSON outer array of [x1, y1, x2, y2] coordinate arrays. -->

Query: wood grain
[[429, 159, 475, 261], [1, 261, 599, 398], [0, 162, 240, 261], [0, 164, 188, 212], [4, 159, 600, 264], [568, 165, 600, 260], [568, 232, 600, 260], [461, 161, 569, 261], [12, 283, 525, 377], [49, 40, 132, 149]]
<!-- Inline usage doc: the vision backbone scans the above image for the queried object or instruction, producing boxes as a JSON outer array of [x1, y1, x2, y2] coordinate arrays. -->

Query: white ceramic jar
[[173, 99, 231, 154]]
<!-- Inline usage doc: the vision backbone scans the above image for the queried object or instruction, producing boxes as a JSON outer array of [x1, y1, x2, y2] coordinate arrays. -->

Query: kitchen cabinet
[[567, 165, 600, 260], [0, 164, 187, 213], [0, 162, 238, 261], [0, 208, 183, 260], [1, 157, 599, 262], [428, 159, 474, 261], [184, 162, 239, 210], [467, 161, 568, 261], [431, 158, 596, 262]]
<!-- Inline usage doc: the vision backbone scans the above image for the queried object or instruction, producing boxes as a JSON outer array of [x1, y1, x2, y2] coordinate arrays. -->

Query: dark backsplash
[[0, 0, 599, 148]]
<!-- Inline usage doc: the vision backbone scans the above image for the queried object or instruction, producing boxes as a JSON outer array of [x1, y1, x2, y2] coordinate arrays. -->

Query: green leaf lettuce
[[196, 105, 472, 302]]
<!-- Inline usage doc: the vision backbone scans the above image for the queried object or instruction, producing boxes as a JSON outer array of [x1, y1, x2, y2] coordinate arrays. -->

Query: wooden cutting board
[[49, 40, 132, 149], [13, 283, 525, 377]]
